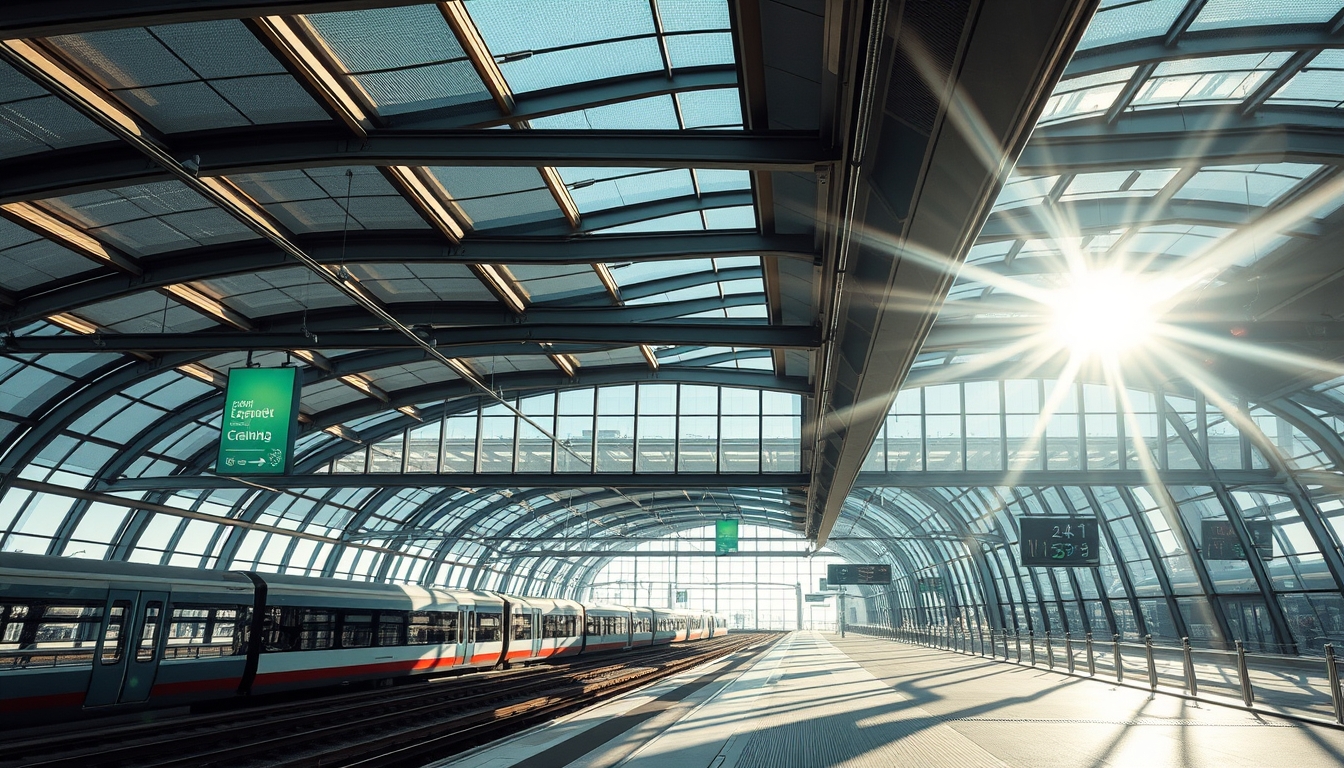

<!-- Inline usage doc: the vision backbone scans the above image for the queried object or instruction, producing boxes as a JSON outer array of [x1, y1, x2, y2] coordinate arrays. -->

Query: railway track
[[4, 633, 779, 768]]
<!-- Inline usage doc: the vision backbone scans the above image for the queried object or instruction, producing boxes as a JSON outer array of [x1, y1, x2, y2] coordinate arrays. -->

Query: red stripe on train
[[251, 656, 463, 687], [0, 691, 85, 713]]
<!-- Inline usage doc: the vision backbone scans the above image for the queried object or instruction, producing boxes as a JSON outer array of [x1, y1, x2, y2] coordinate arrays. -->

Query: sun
[[1048, 270, 1157, 359]]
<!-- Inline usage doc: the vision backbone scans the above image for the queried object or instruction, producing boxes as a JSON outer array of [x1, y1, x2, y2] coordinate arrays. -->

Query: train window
[[262, 607, 301, 652], [163, 605, 251, 659], [585, 616, 600, 636], [299, 609, 335, 650], [136, 603, 161, 662], [408, 611, 457, 645], [475, 612, 502, 643], [512, 612, 533, 641], [341, 612, 374, 648], [377, 612, 406, 647], [101, 602, 130, 664], [1, 603, 29, 649]]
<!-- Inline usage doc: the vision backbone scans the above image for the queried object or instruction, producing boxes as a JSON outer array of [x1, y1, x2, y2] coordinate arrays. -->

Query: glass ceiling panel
[[305, 5, 492, 117], [0, 217, 100, 292], [195, 266, 358, 317], [229, 167, 430, 233], [428, 166, 565, 230], [78, 290, 222, 333], [346, 262, 499, 303], [560, 168, 696, 214], [1267, 49, 1344, 109], [529, 95, 681, 130], [1040, 68, 1136, 125], [1076, 0, 1187, 50], [509, 264, 607, 304], [1129, 52, 1292, 110], [1172, 163, 1321, 207], [678, 89, 745, 129], [40, 181, 259, 256], [49, 21, 329, 133], [1187, 0, 1344, 30], [0, 61, 113, 160]]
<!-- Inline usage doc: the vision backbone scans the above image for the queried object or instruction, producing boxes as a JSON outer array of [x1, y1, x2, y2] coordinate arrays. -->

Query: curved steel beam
[[0, 130, 828, 203], [1018, 109, 1344, 175], [0, 0, 425, 37], [1065, 27, 1344, 78], [2, 231, 813, 327], [978, 197, 1320, 243]]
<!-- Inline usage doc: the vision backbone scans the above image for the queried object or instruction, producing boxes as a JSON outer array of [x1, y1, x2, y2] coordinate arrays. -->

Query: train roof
[[0, 551, 254, 591]]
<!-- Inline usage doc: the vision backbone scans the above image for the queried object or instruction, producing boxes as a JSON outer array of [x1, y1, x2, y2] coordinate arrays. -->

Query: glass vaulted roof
[[3, 0, 1344, 660]]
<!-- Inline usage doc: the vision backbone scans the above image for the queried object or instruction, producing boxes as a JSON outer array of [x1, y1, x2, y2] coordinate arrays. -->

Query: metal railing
[[847, 623, 1344, 728]]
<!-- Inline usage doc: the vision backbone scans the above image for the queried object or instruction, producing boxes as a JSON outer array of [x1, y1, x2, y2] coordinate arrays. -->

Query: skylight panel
[[1061, 168, 1179, 201], [1076, 0, 1186, 50], [1040, 68, 1136, 124], [306, 5, 490, 116], [528, 96, 679, 129], [39, 181, 257, 256], [230, 167, 429, 233], [1187, 0, 1344, 31], [1267, 49, 1344, 109], [991, 175, 1059, 210], [702, 206, 757, 229], [0, 61, 113, 159], [678, 89, 744, 129], [666, 33, 735, 69], [1130, 52, 1292, 109], [560, 168, 695, 213], [428, 166, 564, 230], [49, 21, 328, 132], [1173, 163, 1321, 207]]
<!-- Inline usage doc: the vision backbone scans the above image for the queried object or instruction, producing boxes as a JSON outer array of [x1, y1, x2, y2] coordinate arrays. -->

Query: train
[[0, 552, 729, 726]]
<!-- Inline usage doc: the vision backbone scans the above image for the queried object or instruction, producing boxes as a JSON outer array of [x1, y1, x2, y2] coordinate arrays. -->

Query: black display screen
[[1019, 516, 1100, 567], [827, 563, 893, 585]]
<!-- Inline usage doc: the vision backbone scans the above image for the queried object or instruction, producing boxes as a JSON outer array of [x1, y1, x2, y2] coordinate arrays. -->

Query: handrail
[[844, 623, 1344, 728]]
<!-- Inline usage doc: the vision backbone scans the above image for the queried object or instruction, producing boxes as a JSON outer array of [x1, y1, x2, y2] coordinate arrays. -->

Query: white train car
[[503, 595, 583, 664]]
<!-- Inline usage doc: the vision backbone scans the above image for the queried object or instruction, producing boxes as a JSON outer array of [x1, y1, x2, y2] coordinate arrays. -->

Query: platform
[[440, 632, 1344, 768]]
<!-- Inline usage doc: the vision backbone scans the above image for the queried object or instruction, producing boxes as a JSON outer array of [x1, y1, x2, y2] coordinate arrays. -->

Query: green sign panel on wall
[[716, 519, 739, 554], [215, 367, 301, 476]]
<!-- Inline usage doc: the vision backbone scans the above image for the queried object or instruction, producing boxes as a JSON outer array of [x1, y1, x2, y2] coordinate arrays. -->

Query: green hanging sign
[[215, 367, 301, 476], [715, 519, 739, 554]]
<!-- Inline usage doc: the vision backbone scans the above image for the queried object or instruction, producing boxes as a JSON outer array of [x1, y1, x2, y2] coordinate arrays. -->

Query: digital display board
[[827, 563, 893, 585], [1019, 516, 1100, 567], [1203, 519, 1273, 560], [215, 367, 301, 476], [716, 519, 739, 554], [917, 577, 945, 593]]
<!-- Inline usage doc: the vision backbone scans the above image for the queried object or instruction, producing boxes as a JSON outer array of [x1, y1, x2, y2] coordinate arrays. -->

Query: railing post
[[1065, 633, 1074, 674], [1326, 644, 1343, 725], [1045, 631, 1054, 670], [1181, 637, 1198, 696], [1015, 633, 1023, 663], [1235, 640, 1254, 707], [1086, 632, 1096, 676], [1113, 634, 1123, 682], [1029, 632, 1037, 666], [1144, 634, 1157, 691]]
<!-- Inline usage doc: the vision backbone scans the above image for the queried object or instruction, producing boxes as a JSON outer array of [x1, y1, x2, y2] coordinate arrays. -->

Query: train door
[[84, 590, 168, 707], [531, 610, 542, 658], [460, 607, 475, 664]]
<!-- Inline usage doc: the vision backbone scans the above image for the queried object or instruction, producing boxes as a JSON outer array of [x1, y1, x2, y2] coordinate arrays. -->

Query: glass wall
[[317, 383, 802, 476]]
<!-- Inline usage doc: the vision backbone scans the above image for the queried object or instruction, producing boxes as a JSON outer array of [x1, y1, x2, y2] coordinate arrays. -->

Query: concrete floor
[[438, 632, 1344, 767]]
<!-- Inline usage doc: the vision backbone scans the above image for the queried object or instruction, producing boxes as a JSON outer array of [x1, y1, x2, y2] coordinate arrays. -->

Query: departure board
[[1203, 519, 1273, 560], [1019, 516, 1100, 567], [827, 563, 893, 585]]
